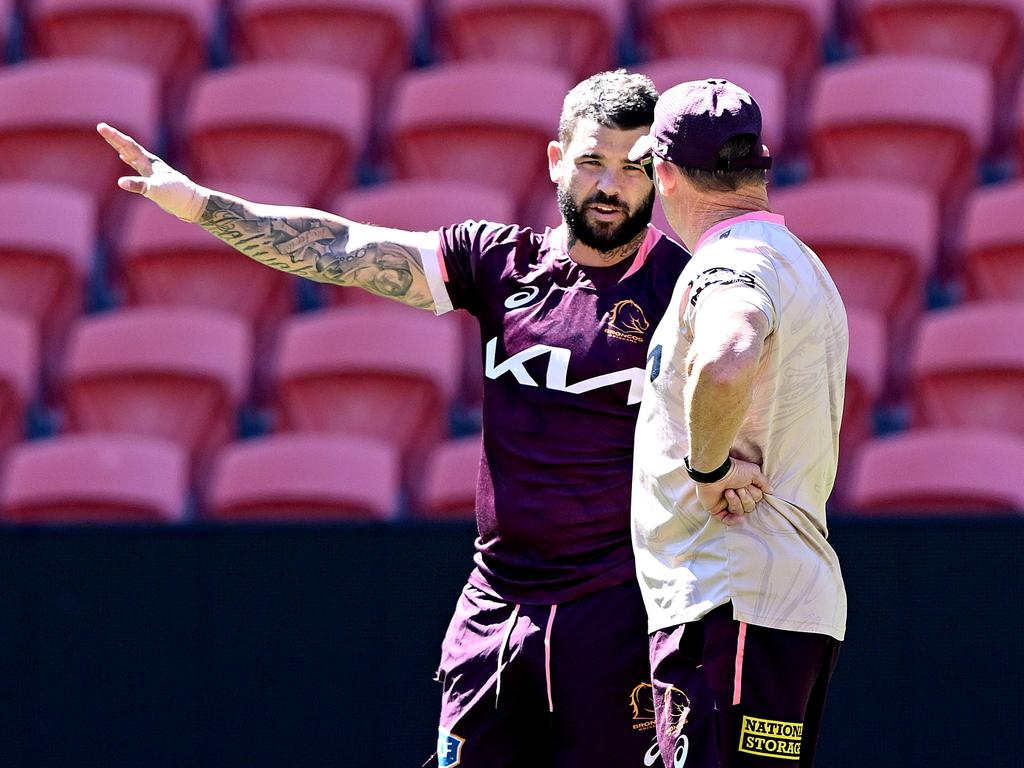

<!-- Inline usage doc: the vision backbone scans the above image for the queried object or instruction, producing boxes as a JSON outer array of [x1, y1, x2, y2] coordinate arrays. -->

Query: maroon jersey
[[430, 222, 688, 603]]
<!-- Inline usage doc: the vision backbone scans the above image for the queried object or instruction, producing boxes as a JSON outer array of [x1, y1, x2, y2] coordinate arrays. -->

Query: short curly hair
[[558, 69, 659, 145]]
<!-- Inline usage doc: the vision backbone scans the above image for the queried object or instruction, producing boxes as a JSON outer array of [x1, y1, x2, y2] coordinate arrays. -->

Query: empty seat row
[[3, 426, 1021, 523], [0, 431, 480, 523], [3, 53, 1024, 241]]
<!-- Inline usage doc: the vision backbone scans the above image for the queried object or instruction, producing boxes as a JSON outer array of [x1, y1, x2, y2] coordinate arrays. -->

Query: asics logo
[[644, 742, 661, 766], [484, 338, 645, 404], [504, 285, 541, 309]]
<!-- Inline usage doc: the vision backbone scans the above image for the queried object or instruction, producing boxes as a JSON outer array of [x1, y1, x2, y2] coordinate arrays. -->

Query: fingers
[[724, 487, 759, 515], [747, 469, 774, 495], [97, 122, 154, 176]]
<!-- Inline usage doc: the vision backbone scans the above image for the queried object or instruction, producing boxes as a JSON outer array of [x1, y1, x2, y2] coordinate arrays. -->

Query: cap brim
[[627, 133, 655, 162]]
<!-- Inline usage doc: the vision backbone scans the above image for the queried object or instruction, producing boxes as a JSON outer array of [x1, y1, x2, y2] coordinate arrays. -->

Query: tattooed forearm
[[197, 193, 435, 309]]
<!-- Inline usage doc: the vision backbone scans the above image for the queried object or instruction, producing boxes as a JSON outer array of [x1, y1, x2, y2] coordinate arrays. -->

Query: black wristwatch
[[684, 455, 733, 484]]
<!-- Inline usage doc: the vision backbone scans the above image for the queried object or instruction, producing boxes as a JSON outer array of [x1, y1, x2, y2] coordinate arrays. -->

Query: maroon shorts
[[648, 603, 840, 768], [433, 579, 660, 767]]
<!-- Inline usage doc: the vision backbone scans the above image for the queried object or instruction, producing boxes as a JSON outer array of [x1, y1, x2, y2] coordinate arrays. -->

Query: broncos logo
[[607, 300, 650, 341], [629, 682, 693, 737], [630, 682, 657, 722]]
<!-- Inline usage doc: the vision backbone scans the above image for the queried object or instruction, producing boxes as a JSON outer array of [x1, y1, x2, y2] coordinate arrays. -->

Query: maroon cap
[[628, 79, 772, 172]]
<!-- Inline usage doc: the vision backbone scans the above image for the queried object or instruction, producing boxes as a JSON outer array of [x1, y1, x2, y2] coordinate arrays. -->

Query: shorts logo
[[629, 682, 658, 731], [605, 300, 650, 344], [437, 727, 465, 767], [504, 285, 541, 309], [659, 685, 692, 738], [738, 716, 803, 760]]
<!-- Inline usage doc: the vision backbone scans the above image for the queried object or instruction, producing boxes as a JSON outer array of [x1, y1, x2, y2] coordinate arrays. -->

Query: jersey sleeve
[[681, 243, 780, 335], [429, 220, 515, 317]]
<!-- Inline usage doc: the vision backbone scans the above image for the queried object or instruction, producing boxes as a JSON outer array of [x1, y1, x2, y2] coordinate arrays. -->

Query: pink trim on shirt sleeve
[[435, 242, 449, 283]]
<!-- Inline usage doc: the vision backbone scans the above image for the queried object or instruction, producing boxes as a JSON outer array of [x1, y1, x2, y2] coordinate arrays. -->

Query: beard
[[558, 185, 655, 252]]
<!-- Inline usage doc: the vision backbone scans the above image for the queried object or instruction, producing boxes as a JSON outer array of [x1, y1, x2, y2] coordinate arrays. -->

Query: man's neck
[[680, 187, 770, 252], [567, 227, 647, 268]]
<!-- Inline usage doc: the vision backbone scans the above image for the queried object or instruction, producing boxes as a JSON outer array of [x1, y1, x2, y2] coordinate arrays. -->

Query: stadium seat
[[0, 59, 159, 240], [330, 179, 516, 405], [834, 307, 886, 506], [63, 307, 252, 480], [273, 305, 461, 493], [770, 179, 937, 394], [641, 0, 832, 146], [638, 57, 787, 155], [809, 56, 991, 256], [327, 178, 515, 306], [184, 63, 369, 206], [0, 433, 188, 523], [910, 302, 1024, 437], [207, 433, 401, 521], [0, 312, 38, 459], [117, 180, 306, 399], [25, 0, 218, 117], [962, 180, 1024, 301], [232, 0, 421, 110], [856, 0, 1024, 147], [388, 62, 570, 227], [0, 182, 95, 384], [437, 0, 626, 81], [846, 428, 1024, 514], [417, 435, 480, 519]]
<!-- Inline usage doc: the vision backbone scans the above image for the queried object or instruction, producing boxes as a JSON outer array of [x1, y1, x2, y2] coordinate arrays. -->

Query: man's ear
[[548, 141, 564, 184], [653, 158, 676, 196]]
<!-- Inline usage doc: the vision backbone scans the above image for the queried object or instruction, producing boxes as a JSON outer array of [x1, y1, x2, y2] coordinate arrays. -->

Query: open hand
[[97, 122, 208, 222]]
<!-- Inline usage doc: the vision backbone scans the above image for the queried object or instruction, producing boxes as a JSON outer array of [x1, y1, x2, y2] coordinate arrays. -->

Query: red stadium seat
[[185, 63, 369, 206], [0, 182, 95, 384], [63, 307, 252, 479], [856, 0, 1024, 147], [417, 435, 480, 520], [328, 178, 515, 307], [25, 0, 218, 118], [437, 0, 626, 81], [846, 428, 1024, 514], [771, 179, 937, 395], [117, 180, 306, 400], [641, 0, 832, 146], [0, 433, 188, 523], [638, 57, 787, 154], [835, 307, 886, 505], [232, 0, 421, 110], [963, 180, 1024, 301], [273, 305, 461, 493], [388, 62, 570, 227], [809, 56, 991, 257], [331, 179, 516, 406], [0, 59, 159, 241], [910, 302, 1024, 437], [207, 433, 401, 521], [0, 312, 38, 459]]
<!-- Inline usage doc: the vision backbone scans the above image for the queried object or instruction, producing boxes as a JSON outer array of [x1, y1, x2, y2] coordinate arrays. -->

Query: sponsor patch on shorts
[[737, 715, 802, 760], [437, 727, 465, 767]]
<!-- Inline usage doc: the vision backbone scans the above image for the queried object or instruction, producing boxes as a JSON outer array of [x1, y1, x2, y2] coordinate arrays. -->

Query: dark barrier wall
[[1, 518, 1021, 768]]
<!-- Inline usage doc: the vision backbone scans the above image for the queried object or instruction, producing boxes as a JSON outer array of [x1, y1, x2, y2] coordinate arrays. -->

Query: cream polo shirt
[[631, 212, 848, 640]]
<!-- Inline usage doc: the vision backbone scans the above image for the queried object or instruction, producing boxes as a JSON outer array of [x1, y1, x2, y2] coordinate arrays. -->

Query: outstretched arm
[[97, 123, 438, 310]]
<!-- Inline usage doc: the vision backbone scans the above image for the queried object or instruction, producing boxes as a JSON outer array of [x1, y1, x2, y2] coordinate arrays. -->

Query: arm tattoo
[[198, 193, 435, 309]]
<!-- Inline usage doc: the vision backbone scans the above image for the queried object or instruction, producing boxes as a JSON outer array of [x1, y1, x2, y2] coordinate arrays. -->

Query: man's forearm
[[684, 356, 756, 471], [196, 192, 436, 309]]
